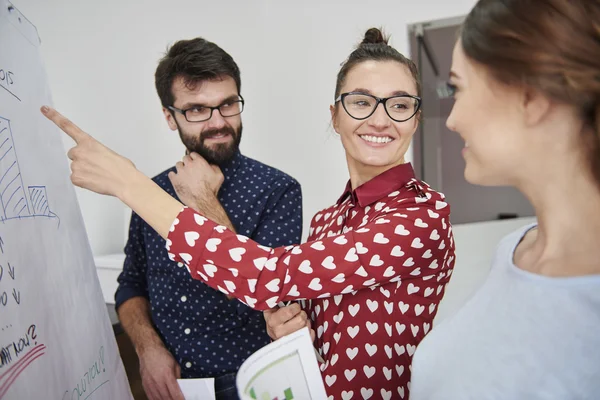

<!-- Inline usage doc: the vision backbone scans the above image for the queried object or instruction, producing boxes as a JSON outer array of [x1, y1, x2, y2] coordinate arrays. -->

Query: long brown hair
[[461, 0, 600, 184]]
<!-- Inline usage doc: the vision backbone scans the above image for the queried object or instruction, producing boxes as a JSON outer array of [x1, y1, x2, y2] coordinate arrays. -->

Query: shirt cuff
[[166, 206, 217, 273], [114, 286, 148, 310]]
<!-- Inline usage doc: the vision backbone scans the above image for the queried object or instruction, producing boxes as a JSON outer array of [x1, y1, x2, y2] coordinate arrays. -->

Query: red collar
[[337, 163, 417, 207]]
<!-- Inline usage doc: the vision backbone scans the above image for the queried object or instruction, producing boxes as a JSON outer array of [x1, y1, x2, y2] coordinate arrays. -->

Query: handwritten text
[[62, 346, 109, 400]]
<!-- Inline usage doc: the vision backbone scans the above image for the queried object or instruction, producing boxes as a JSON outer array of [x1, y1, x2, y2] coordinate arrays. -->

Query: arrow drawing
[[7, 262, 14, 280], [11, 288, 19, 305]]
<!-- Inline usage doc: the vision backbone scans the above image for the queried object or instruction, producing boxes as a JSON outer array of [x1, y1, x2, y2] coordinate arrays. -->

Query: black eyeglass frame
[[168, 95, 245, 123], [335, 91, 422, 122]]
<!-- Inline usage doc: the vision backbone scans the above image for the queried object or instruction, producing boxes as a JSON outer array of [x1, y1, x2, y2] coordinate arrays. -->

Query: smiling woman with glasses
[[336, 91, 421, 122], [43, 27, 455, 399]]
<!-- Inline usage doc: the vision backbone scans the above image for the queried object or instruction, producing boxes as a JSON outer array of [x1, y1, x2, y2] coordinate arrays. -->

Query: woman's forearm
[[120, 168, 183, 239]]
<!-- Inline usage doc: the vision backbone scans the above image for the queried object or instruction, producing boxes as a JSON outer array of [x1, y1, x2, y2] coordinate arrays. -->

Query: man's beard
[[176, 122, 242, 166]]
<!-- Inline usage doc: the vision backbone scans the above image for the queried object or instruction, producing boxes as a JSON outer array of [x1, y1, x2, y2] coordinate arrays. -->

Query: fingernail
[[41, 106, 49, 114]]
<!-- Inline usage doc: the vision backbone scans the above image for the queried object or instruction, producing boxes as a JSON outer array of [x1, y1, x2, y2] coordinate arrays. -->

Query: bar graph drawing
[[28, 186, 52, 216], [245, 351, 312, 400], [0, 116, 59, 227]]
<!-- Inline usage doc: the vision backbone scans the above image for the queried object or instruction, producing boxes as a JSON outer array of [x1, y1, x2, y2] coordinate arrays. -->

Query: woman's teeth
[[360, 135, 393, 144]]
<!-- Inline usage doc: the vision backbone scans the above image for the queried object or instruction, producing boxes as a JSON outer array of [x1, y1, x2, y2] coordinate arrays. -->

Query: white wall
[[433, 217, 536, 323], [12, 0, 477, 256]]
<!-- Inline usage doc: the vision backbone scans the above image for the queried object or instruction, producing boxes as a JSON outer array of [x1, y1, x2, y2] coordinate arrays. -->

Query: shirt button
[[185, 362, 192, 368], [181, 296, 187, 302], [184, 328, 191, 335]]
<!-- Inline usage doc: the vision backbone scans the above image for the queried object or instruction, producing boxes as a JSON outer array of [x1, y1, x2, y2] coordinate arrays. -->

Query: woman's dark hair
[[461, 0, 600, 184], [334, 27, 421, 100]]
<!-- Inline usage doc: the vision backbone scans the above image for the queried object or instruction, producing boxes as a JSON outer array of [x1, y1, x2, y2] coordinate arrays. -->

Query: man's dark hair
[[155, 37, 241, 108]]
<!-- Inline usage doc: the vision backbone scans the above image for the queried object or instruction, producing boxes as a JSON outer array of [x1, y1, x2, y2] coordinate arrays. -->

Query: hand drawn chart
[[0, 2, 132, 399], [0, 116, 59, 227]]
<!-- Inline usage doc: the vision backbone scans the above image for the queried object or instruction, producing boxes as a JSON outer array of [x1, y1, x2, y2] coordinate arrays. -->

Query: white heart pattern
[[363, 365, 376, 378], [299, 260, 313, 274], [223, 280, 236, 293], [345, 369, 357, 382], [356, 242, 368, 254], [369, 255, 384, 267], [247, 279, 257, 293], [411, 238, 424, 249], [346, 347, 359, 359], [192, 214, 205, 226], [407, 283, 420, 295], [365, 343, 377, 356], [374, 233, 389, 244], [391, 245, 405, 257], [394, 225, 410, 236], [322, 256, 337, 270], [287, 284, 300, 297], [334, 235, 348, 245], [311, 241, 326, 251], [395, 322, 406, 335], [184, 231, 200, 247], [414, 218, 428, 228], [203, 264, 217, 277], [168, 175, 455, 399], [264, 257, 278, 271], [345, 248, 358, 262], [325, 375, 337, 387], [334, 332, 342, 343], [361, 388, 374, 399], [244, 296, 257, 308], [205, 238, 221, 252], [229, 248, 246, 262], [308, 278, 323, 291], [366, 322, 378, 334], [367, 300, 378, 312], [265, 278, 280, 293]]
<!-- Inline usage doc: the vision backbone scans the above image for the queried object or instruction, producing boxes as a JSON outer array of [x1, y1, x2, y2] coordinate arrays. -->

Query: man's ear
[[163, 107, 178, 131]]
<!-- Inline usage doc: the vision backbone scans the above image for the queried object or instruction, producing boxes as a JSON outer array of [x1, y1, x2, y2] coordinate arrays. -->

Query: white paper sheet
[[0, 1, 132, 399], [177, 378, 216, 400], [236, 328, 327, 400]]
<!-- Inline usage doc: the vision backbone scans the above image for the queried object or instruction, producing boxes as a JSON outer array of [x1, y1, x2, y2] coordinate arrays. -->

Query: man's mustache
[[201, 127, 236, 141]]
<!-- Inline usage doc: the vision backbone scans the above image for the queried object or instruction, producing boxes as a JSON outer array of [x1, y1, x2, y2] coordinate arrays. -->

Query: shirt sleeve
[[166, 188, 453, 311], [250, 177, 303, 247], [115, 211, 150, 309]]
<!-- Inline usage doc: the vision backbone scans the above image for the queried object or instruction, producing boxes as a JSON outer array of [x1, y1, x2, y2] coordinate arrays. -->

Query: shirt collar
[[337, 163, 417, 207], [220, 150, 243, 178]]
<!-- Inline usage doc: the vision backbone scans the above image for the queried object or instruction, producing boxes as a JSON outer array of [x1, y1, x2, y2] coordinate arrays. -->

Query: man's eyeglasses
[[169, 96, 245, 123], [335, 92, 421, 122]]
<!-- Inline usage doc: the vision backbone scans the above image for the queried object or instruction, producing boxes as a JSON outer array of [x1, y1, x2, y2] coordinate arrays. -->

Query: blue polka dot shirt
[[115, 151, 303, 378]]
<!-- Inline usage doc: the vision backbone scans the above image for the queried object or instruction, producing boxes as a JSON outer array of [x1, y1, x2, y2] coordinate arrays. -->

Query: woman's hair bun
[[361, 27, 388, 46]]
